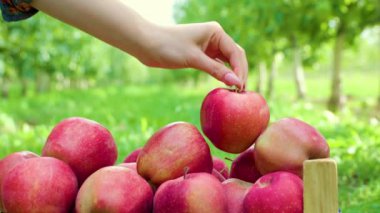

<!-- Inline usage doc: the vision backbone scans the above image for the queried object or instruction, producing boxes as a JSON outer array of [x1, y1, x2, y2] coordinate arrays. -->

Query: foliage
[[327, 0, 380, 41], [1, 15, 97, 84], [175, 0, 379, 65], [0, 13, 170, 92]]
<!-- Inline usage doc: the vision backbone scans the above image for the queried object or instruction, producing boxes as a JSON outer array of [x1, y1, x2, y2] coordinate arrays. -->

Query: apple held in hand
[[137, 122, 213, 186], [1, 157, 78, 213], [222, 178, 252, 213], [76, 166, 153, 213], [0, 151, 39, 212], [254, 118, 330, 177], [42, 117, 117, 184], [230, 147, 261, 183], [201, 88, 270, 153], [243, 171, 303, 213], [154, 173, 228, 213]]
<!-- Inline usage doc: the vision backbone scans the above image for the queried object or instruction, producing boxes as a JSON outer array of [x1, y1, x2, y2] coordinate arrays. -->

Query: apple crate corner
[[303, 159, 339, 213]]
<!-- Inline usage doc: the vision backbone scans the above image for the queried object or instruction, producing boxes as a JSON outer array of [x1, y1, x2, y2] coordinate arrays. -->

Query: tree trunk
[[293, 44, 307, 100], [378, 74, 380, 109], [328, 33, 345, 112], [45, 74, 51, 92], [35, 72, 51, 93], [1, 78, 9, 98], [21, 78, 28, 96], [36, 73, 43, 93], [256, 61, 266, 94], [266, 56, 277, 99]]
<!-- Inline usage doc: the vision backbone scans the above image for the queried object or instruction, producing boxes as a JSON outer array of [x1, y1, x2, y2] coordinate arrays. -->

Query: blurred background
[[0, 0, 379, 211]]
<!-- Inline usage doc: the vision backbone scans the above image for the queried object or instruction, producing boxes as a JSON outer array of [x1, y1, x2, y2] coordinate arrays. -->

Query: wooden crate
[[303, 159, 339, 213]]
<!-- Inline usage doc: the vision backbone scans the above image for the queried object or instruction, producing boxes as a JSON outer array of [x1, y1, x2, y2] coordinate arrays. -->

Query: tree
[[0, 13, 123, 96], [326, 0, 380, 112], [272, 0, 333, 100], [256, 61, 266, 94]]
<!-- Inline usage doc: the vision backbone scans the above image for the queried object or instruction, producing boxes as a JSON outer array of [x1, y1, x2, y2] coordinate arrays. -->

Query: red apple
[[76, 166, 153, 213], [137, 122, 213, 185], [222, 178, 252, 213], [254, 118, 330, 177], [212, 157, 229, 179], [42, 117, 117, 184], [230, 147, 261, 183], [243, 171, 303, 213], [123, 147, 142, 163], [0, 151, 39, 212], [201, 88, 270, 153], [1, 157, 78, 213], [154, 173, 227, 213]]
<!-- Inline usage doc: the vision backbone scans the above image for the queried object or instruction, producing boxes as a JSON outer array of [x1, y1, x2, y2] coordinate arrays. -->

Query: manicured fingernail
[[223, 72, 241, 87]]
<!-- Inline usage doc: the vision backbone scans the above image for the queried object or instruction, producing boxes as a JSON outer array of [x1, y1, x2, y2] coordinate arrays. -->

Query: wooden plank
[[303, 159, 338, 213]]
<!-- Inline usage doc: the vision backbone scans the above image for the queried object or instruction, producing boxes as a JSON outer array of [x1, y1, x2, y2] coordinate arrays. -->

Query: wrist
[[128, 21, 168, 67], [120, 17, 157, 61]]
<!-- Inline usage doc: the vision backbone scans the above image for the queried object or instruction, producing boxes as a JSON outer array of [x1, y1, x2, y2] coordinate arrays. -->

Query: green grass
[[1, 71, 379, 212]]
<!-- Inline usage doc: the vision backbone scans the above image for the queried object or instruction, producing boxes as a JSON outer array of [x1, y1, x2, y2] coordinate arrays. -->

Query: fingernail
[[223, 72, 242, 88]]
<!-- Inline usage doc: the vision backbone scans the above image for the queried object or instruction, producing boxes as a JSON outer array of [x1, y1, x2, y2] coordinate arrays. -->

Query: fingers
[[217, 32, 248, 89], [191, 51, 242, 88], [235, 44, 249, 88]]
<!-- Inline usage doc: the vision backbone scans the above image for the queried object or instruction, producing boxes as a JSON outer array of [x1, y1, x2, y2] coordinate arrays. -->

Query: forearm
[[31, 0, 155, 59]]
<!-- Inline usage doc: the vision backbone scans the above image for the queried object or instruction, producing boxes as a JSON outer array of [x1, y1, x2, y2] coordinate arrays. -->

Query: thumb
[[191, 52, 242, 89]]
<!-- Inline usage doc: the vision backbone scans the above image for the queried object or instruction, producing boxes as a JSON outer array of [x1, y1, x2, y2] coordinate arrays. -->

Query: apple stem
[[183, 167, 190, 179], [231, 85, 245, 93], [225, 157, 234, 162], [214, 170, 227, 182], [240, 83, 246, 92], [219, 167, 227, 174]]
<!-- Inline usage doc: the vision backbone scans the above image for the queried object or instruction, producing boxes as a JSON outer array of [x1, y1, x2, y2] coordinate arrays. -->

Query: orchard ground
[[1, 71, 379, 212]]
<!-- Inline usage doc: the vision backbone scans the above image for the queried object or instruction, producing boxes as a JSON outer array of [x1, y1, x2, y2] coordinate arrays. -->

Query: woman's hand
[[139, 22, 248, 89]]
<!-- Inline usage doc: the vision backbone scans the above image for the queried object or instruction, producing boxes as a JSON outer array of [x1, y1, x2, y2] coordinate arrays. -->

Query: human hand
[[139, 22, 248, 90], [30, 0, 247, 89]]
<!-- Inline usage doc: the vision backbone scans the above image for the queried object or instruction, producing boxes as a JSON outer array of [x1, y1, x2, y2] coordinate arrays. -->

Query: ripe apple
[[222, 178, 252, 213], [154, 173, 227, 213], [243, 171, 303, 213], [0, 151, 39, 212], [201, 88, 270, 153], [230, 147, 261, 183], [137, 122, 213, 186], [254, 118, 330, 177], [212, 157, 229, 179], [123, 147, 142, 163], [1, 157, 78, 213], [76, 166, 153, 213], [42, 117, 117, 184]]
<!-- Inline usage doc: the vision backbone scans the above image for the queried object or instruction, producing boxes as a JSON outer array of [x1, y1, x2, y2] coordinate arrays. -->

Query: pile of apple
[[0, 88, 330, 213]]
